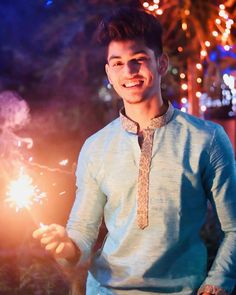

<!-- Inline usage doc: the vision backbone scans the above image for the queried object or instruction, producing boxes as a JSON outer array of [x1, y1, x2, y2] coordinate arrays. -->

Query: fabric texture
[[67, 105, 236, 295]]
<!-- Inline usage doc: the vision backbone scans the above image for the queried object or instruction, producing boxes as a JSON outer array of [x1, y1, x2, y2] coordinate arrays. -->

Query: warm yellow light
[[200, 50, 207, 57], [181, 83, 188, 90], [153, 0, 160, 3], [178, 46, 183, 52], [180, 73, 186, 79], [153, 4, 159, 9], [197, 78, 202, 83], [148, 5, 155, 11], [143, 2, 149, 8], [156, 9, 163, 15], [196, 63, 202, 70], [205, 41, 211, 47], [219, 4, 225, 10], [182, 22, 188, 31], [184, 9, 190, 16], [212, 31, 219, 37], [215, 18, 221, 25], [196, 91, 202, 98], [225, 29, 231, 35]]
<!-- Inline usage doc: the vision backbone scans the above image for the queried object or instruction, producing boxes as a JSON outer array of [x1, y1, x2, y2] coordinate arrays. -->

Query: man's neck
[[124, 96, 168, 132]]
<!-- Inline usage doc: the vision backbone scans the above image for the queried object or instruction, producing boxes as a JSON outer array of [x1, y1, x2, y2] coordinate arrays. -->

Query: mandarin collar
[[120, 101, 175, 134]]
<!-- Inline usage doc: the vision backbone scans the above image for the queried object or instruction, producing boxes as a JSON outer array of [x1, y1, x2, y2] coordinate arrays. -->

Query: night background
[[0, 0, 235, 294]]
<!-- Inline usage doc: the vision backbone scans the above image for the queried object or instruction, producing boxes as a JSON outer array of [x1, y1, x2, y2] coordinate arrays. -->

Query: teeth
[[124, 81, 142, 88]]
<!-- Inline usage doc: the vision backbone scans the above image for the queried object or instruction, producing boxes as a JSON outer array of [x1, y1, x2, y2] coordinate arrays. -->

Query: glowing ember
[[5, 171, 47, 212]]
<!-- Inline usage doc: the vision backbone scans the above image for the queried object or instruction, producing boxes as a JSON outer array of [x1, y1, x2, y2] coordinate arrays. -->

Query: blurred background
[[0, 0, 235, 294]]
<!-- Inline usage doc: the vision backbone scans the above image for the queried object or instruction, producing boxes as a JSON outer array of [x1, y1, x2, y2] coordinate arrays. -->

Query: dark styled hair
[[96, 7, 163, 57]]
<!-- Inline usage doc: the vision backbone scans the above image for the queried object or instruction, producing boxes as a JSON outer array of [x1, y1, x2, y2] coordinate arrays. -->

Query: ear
[[157, 53, 169, 75], [105, 64, 113, 85]]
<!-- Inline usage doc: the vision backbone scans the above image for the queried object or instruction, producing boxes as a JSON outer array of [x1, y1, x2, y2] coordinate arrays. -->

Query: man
[[33, 7, 236, 295]]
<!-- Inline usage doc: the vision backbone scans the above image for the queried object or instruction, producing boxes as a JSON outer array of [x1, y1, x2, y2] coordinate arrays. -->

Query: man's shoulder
[[83, 117, 121, 150], [174, 108, 222, 135]]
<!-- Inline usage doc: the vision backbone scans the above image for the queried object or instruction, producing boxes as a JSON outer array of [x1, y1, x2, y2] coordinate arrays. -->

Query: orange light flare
[[5, 170, 47, 212]]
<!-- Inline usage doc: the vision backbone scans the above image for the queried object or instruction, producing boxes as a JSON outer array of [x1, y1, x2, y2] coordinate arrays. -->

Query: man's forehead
[[107, 39, 154, 60]]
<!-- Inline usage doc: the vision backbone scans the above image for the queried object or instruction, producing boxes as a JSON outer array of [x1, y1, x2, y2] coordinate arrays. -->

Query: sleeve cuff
[[198, 284, 229, 295]]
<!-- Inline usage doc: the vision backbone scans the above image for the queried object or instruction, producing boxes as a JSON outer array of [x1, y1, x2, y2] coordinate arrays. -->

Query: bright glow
[[178, 46, 183, 52], [200, 50, 207, 57], [215, 18, 221, 25], [181, 83, 188, 90], [153, 0, 160, 3], [197, 78, 202, 83], [59, 159, 69, 166], [180, 73, 186, 79], [181, 107, 187, 112], [184, 9, 190, 16], [196, 91, 202, 98], [196, 63, 202, 70], [156, 9, 163, 15], [224, 45, 230, 51], [5, 171, 46, 211], [223, 74, 235, 90], [212, 31, 219, 37], [182, 22, 188, 31], [153, 4, 159, 9], [219, 4, 225, 10], [143, 2, 149, 8], [181, 97, 188, 104], [148, 5, 155, 11], [201, 105, 207, 112], [205, 41, 211, 47]]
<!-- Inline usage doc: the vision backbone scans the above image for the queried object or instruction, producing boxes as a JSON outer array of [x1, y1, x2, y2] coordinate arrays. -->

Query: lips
[[122, 80, 144, 88]]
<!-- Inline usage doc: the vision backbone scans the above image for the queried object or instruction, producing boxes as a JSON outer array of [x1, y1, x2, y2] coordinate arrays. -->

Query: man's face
[[105, 38, 164, 105]]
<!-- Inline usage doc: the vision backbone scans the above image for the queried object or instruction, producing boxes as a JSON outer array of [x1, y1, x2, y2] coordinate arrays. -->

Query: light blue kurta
[[67, 108, 236, 295]]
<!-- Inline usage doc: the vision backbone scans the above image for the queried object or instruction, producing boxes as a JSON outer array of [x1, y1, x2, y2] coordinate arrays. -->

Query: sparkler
[[5, 169, 47, 212]]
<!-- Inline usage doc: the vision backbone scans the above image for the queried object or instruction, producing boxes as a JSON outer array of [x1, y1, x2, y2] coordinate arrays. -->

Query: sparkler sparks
[[5, 170, 47, 212]]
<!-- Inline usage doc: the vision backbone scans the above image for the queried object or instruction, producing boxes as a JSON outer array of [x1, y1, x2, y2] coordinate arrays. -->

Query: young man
[[33, 7, 236, 295]]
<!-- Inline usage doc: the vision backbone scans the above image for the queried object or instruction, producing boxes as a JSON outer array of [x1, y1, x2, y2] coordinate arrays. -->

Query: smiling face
[[105, 38, 167, 106]]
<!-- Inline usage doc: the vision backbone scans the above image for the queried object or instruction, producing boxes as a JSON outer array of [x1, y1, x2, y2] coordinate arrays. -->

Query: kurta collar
[[120, 101, 175, 134]]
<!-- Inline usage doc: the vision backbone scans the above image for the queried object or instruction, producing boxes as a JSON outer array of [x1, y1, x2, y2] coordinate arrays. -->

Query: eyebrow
[[107, 50, 149, 63]]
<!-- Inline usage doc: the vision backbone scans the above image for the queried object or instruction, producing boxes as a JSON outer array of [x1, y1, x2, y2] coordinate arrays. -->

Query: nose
[[124, 60, 140, 76]]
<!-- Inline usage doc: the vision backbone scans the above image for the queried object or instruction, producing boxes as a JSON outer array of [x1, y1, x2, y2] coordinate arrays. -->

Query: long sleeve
[[66, 139, 106, 264], [199, 125, 236, 294]]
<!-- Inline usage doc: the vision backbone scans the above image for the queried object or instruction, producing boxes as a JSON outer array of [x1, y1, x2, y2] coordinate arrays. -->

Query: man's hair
[[96, 7, 163, 57]]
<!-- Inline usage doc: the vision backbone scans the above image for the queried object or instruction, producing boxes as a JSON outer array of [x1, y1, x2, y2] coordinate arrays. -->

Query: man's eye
[[112, 62, 123, 67], [136, 57, 148, 62]]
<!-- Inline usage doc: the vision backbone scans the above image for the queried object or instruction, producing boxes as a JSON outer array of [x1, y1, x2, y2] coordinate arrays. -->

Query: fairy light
[[224, 45, 230, 51], [212, 31, 219, 37], [181, 97, 188, 104], [184, 9, 190, 16], [153, 4, 159, 9], [200, 50, 207, 57], [201, 105, 207, 112], [181, 107, 187, 112], [196, 91, 202, 98], [156, 9, 163, 15], [181, 83, 188, 90], [148, 6, 155, 11], [205, 41, 211, 47], [178, 46, 183, 52], [143, 2, 149, 8], [180, 73, 186, 79], [196, 63, 202, 70], [153, 0, 160, 3], [215, 18, 221, 25], [197, 78, 202, 84], [182, 22, 188, 31], [219, 4, 225, 10]]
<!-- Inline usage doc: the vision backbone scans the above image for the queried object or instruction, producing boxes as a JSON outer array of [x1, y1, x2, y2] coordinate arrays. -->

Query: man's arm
[[199, 125, 236, 295]]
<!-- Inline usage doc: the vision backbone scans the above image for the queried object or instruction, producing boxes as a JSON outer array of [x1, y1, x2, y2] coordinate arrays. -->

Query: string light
[[156, 9, 163, 15], [143, 2, 149, 8], [200, 50, 207, 57], [182, 22, 188, 31], [178, 46, 183, 52], [184, 9, 190, 16], [212, 31, 219, 37], [181, 83, 188, 90], [196, 63, 202, 70], [197, 78, 202, 84], [196, 91, 202, 98], [205, 41, 211, 47], [180, 73, 186, 79]]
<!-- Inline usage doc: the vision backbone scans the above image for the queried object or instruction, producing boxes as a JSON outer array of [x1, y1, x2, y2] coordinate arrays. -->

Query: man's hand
[[32, 224, 80, 262]]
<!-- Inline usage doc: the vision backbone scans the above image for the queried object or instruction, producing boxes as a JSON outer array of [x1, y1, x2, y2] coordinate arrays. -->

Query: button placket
[[137, 129, 155, 229]]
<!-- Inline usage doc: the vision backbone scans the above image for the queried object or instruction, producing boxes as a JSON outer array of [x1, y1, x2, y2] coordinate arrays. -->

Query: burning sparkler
[[5, 169, 47, 212]]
